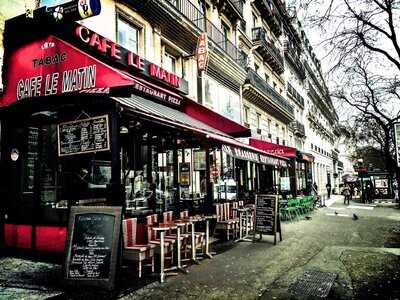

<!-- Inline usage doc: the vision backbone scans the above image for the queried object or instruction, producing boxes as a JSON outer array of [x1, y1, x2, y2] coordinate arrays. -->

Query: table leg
[[176, 226, 188, 273], [160, 231, 165, 283], [177, 226, 181, 268], [239, 212, 243, 239], [191, 223, 200, 264], [204, 219, 213, 259]]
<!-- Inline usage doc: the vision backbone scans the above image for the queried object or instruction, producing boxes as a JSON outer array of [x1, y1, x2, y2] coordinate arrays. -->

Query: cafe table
[[203, 214, 217, 258], [150, 223, 179, 283]]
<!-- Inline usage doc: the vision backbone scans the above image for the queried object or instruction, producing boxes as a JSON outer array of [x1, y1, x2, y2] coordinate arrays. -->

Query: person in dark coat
[[326, 182, 332, 199]]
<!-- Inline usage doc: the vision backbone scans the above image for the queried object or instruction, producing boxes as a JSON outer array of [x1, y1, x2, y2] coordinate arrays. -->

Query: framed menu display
[[58, 115, 110, 156]]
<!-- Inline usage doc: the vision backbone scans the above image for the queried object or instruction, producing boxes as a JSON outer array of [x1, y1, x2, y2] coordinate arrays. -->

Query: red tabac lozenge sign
[[0, 34, 134, 107]]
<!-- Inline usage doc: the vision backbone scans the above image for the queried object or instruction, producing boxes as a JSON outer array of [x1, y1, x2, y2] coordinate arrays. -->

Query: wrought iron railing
[[252, 27, 284, 68], [165, 0, 247, 68], [166, 0, 205, 30], [287, 82, 305, 107], [246, 69, 294, 116], [227, 0, 244, 15], [292, 120, 305, 136], [206, 19, 247, 67]]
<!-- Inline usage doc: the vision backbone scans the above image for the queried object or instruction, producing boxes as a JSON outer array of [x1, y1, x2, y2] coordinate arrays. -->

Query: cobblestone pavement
[[1, 194, 400, 299]]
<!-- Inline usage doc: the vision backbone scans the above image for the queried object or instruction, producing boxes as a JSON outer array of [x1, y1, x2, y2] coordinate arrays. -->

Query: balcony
[[244, 69, 294, 121], [292, 120, 305, 137], [287, 82, 304, 107], [206, 19, 247, 68], [252, 27, 284, 74], [284, 42, 306, 80], [211, 0, 244, 20], [337, 160, 344, 169], [253, 0, 282, 37]]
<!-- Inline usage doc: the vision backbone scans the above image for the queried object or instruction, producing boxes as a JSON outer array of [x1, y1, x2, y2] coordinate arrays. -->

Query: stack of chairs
[[280, 195, 316, 221]]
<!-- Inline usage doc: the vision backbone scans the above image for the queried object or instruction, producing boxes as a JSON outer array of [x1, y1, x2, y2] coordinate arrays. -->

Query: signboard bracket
[[75, 110, 91, 121]]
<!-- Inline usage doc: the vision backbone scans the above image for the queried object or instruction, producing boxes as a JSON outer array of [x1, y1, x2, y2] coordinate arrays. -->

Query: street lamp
[[357, 158, 365, 202]]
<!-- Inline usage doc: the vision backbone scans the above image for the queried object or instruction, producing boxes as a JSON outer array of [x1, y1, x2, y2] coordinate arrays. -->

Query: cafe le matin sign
[[0, 24, 188, 107]]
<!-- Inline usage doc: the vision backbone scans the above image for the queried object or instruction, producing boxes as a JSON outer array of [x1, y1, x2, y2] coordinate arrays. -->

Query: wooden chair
[[122, 218, 155, 278], [163, 210, 189, 244], [146, 214, 175, 264], [215, 203, 236, 240], [180, 210, 205, 256]]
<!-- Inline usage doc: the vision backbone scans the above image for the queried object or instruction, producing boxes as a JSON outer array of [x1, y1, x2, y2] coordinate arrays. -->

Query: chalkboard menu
[[58, 115, 110, 157], [64, 206, 121, 290], [254, 194, 282, 245]]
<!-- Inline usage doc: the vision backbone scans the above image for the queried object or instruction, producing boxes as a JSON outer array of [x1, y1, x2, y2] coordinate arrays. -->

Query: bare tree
[[288, 0, 400, 74], [333, 58, 400, 195]]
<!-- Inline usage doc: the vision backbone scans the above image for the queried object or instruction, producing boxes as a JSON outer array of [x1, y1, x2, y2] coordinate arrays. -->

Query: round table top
[[151, 223, 177, 231]]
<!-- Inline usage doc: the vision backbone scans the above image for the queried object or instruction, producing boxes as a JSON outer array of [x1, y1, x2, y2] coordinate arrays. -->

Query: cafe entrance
[[0, 98, 115, 254]]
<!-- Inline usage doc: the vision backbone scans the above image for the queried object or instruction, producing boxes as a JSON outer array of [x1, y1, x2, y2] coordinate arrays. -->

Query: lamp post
[[357, 159, 365, 203]]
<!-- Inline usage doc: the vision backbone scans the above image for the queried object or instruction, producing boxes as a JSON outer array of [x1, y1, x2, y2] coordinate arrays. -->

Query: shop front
[[249, 138, 314, 197], [0, 16, 287, 254]]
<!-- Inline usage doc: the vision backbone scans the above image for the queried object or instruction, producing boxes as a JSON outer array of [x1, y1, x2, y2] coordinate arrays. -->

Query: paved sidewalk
[[0, 195, 399, 299]]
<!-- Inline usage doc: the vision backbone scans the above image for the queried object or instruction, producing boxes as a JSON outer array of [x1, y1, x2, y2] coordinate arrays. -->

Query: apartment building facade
[[0, 0, 341, 196]]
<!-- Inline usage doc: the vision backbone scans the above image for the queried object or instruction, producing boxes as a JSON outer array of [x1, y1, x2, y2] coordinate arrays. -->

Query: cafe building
[[0, 13, 288, 254]]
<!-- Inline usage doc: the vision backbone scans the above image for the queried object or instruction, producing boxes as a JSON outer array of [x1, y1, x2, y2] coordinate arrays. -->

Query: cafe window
[[117, 17, 140, 54], [163, 51, 177, 73], [252, 12, 257, 28], [243, 106, 249, 124], [256, 113, 261, 129], [221, 21, 230, 50]]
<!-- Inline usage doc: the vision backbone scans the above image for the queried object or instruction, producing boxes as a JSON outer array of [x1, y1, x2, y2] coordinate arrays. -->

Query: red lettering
[[100, 38, 112, 53], [89, 33, 102, 51], [128, 52, 144, 70], [149, 64, 161, 78], [76, 26, 90, 43], [111, 43, 121, 59]]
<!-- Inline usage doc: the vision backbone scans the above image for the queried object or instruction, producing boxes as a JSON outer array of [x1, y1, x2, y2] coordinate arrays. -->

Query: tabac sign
[[395, 123, 400, 167], [196, 33, 208, 72]]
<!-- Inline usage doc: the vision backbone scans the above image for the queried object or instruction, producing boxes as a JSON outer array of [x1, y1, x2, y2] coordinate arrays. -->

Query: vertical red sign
[[196, 33, 208, 72]]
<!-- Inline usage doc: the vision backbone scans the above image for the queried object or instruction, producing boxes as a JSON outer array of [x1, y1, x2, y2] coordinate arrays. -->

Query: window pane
[[117, 18, 139, 54]]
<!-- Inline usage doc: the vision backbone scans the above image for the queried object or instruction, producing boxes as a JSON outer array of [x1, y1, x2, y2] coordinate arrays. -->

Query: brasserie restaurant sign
[[222, 145, 288, 167]]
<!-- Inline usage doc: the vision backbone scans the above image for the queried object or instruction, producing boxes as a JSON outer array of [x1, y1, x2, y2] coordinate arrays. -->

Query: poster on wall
[[193, 150, 206, 170], [280, 177, 291, 191], [179, 162, 191, 186]]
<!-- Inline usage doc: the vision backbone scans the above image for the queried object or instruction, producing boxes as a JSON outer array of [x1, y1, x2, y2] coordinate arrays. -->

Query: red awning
[[0, 34, 135, 107], [249, 138, 297, 158], [182, 98, 251, 138]]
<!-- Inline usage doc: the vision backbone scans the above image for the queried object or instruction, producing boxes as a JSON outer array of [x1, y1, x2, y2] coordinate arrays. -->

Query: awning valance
[[249, 138, 297, 158], [113, 95, 289, 167]]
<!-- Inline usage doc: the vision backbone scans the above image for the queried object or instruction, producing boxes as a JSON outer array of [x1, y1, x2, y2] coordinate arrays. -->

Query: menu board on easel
[[58, 115, 110, 156], [64, 206, 122, 290], [254, 194, 282, 245]]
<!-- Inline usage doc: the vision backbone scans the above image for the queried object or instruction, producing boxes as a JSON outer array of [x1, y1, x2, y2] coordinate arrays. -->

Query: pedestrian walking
[[326, 182, 332, 199], [365, 181, 373, 203], [343, 184, 350, 205]]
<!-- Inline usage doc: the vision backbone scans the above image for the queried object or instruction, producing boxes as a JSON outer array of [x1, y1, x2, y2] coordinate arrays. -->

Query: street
[[1, 195, 400, 299]]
